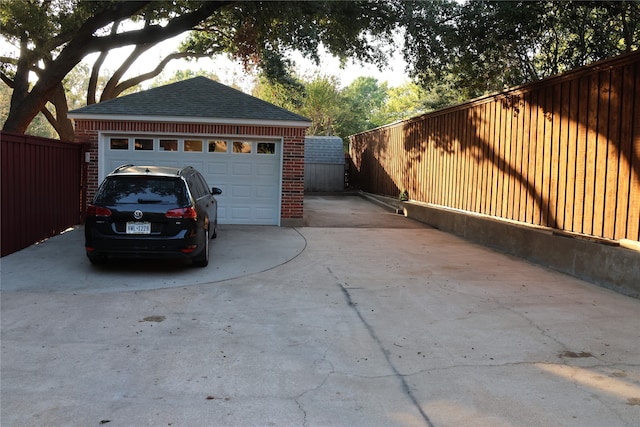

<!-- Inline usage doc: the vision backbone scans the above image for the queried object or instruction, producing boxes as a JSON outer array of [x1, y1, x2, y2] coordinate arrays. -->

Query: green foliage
[[0, 83, 9, 125], [25, 113, 58, 139], [403, 0, 640, 98], [300, 75, 347, 136], [64, 64, 96, 111], [340, 77, 389, 133], [252, 74, 305, 112], [4, 0, 638, 140], [1, 0, 405, 137], [251, 72, 464, 144], [183, 1, 401, 83], [376, 83, 428, 125]]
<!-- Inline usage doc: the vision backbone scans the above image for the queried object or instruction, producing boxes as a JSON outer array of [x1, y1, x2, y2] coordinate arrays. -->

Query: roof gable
[[69, 76, 310, 125]]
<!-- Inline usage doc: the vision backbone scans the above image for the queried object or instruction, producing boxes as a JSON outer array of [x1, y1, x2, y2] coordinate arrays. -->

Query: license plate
[[126, 222, 151, 234]]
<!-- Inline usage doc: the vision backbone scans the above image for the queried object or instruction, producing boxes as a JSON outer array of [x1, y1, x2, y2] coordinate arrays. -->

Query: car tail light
[[165, 207, 197, 219], [86, 205, 112, 217]]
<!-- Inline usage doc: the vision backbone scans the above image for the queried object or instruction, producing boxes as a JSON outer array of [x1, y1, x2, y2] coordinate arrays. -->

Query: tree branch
[[104, 52, 211, 100], [100, 42, 156, 101], [39, 103, 56, 126], [49, 82, 74, 140], [86, 2, 232, 54], [88, 20, 122, 105], [12, 35, 31, 112], [0, 72, 14, 88], [38, 82, 74, 140], [0, 56, 18, 65]]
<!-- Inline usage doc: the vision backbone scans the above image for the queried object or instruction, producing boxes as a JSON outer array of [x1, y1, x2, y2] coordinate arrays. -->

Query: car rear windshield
[[95, 177, 188, 206]]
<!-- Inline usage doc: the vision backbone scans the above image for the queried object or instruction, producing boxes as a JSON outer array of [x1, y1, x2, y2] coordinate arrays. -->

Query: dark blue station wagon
[[85, 165, 222, 267]]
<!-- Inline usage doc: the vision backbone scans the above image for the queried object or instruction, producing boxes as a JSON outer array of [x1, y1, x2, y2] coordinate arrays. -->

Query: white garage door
[[100, 134, 282, 225]]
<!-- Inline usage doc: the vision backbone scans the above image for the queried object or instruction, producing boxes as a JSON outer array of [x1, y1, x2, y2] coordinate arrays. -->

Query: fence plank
[[572, 76, 590, 234], [494, 98, 504, 217], [604, 68, 623, 239], [527, 95, 537, 223], [469, 107, 480, 212], [557, 81, 570, 230], [582, 73, 600, 235], [489, 101, 499, 216], [549, 82, 562, 229], [514, 94, 530, 222], [451, 111, 461, 208], [565, 80, 578, 232], [616, 64, 635, 239], [502, 97, 514, 219], [481, 102, 492, 215], [594, 70, 611, 237], [627, 66, 640, 241], [538, 86, 548, 226]]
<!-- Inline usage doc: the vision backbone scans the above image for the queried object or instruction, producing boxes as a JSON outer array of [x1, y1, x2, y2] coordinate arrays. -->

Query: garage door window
[[208, 140, 227, 153], [233, 141, 251, 154], [135, 138, 153, 151], [258, 142, 275, 154], [160, 139, 178, 151], [185, 139, 203, 152], [110, 138, 128, 150]]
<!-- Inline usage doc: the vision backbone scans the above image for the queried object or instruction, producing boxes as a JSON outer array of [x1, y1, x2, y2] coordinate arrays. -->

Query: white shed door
[[101, 136, 281, 225]]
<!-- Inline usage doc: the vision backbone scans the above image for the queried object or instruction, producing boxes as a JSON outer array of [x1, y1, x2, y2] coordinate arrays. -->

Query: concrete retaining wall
[[363, 193, 640, 298]]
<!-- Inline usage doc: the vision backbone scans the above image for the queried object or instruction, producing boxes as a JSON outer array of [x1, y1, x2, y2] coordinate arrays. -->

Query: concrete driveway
[[1, 194, 639, 427]]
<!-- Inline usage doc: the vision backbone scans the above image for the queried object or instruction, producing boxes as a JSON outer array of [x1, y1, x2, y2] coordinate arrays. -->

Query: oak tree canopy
[[2, 1, 638, 140]]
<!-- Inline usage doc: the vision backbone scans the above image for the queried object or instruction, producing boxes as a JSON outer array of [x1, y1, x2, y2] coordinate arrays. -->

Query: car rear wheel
[[192, 229, 209, 267]]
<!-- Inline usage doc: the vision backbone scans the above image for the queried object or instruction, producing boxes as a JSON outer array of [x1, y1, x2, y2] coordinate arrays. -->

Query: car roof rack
[[113, 164, 135, 173]]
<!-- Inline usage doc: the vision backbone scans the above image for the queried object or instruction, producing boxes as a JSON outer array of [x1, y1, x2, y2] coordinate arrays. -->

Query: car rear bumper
[[85, 230, 206, 260]]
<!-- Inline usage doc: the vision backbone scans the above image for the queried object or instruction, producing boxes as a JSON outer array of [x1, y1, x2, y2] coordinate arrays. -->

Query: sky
[[0, 24, 410, 97], [82, 32, 410, 93]]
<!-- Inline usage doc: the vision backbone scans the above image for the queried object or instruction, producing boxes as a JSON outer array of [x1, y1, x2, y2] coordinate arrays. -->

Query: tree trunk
[[49, 83, 75, 141]]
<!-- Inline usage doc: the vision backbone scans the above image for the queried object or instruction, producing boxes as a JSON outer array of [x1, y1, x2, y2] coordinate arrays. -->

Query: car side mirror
[[212, 187, 222, 195]]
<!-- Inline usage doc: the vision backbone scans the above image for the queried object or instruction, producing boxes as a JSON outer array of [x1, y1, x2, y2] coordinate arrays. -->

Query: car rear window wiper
[[137, 198, 163, 204]]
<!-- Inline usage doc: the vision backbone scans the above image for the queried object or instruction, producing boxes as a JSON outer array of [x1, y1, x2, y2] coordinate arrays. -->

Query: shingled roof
[[68, 76, 310, 126]]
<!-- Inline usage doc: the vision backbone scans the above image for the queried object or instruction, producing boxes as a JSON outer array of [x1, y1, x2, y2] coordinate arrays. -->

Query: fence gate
[[1, 132, 87, 256]]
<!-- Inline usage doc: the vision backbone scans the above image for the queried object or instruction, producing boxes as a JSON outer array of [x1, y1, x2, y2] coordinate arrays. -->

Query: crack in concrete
[[328, 267, 435, 427], [294, 347, 334, 427]]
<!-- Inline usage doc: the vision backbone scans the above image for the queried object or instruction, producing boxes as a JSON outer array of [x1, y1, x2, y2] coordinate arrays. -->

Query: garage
[[70, 77, 311, 226], [100, 134, 281, 224]]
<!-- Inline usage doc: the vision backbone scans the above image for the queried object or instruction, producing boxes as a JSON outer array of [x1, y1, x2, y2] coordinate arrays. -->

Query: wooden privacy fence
[[350, 51, 640, 243], [1, 132, 87, 256]]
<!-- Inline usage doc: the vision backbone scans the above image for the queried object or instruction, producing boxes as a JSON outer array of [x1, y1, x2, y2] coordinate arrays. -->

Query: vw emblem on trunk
[[133, 210, 143, 220]]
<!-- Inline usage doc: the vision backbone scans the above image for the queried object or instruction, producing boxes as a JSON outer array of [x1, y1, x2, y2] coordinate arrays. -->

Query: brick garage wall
[[74, 127, 99, 201], [281, 135, 305, 223], [73, 120, 306, 225]]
